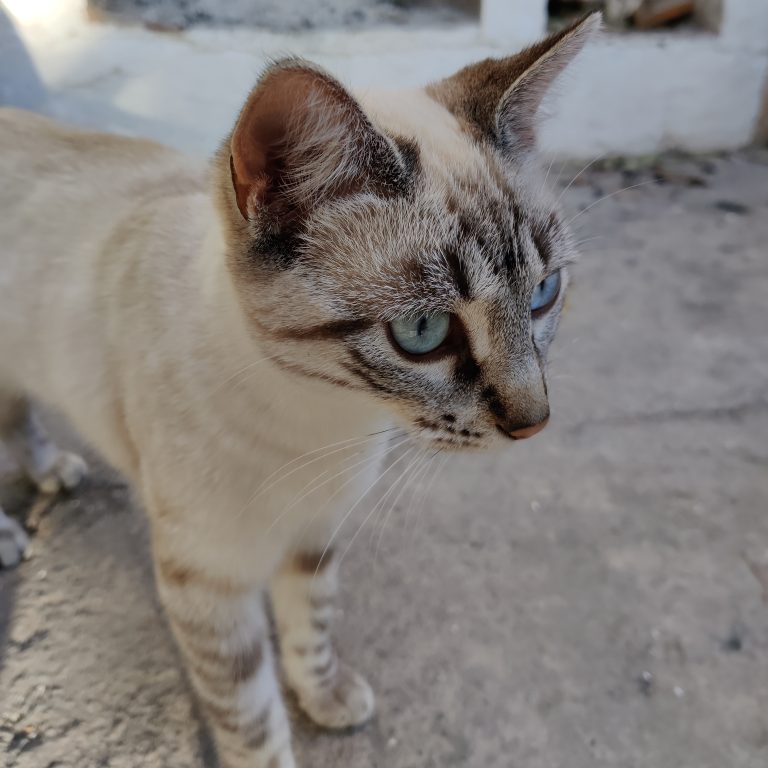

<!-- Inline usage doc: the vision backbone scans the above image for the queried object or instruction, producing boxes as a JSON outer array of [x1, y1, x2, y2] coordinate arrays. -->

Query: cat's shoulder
[[0, 107, 179, 165]]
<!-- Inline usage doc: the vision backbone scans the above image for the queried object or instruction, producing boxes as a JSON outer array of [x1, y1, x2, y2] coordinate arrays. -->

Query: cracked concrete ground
[[1, 152, 768, 768]]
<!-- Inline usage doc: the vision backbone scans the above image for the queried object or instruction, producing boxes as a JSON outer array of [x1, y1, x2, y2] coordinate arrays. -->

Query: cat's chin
[[412, 433, 493, 453]]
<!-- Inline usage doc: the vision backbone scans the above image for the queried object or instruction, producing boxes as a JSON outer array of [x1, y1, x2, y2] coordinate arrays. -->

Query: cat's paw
[[34, 452, 88, 495], [0, 512, 29, 568], [295, 663, 375, 730]]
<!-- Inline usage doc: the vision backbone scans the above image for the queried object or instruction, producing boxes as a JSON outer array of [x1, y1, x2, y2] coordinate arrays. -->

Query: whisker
[[555, 153, 607, 207], [366, 450, 429, 550], [538, 153, 557, 198], [266, 436, 410, 534], [178, 353, 280, 417], [402, 449, 439, 535], [337, 447, 426, 570], [366, 447, 429, 553], [565, 180, 656, 228], [373, 451, 431, 565], [313, 441, 417, 578], [572, 234, 605, 251], [410, 451, 449, 540], [257, 431, 394, 498]]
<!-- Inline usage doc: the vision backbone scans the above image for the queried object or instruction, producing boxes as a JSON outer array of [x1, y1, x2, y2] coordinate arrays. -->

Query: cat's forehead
[[304, 169, 564, 323], [297, 89, 569, 320], [360, 87, 558, 237], [358, 88, 477, 174]]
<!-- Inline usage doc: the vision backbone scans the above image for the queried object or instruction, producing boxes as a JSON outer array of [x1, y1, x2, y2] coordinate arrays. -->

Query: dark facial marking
[[481, 385, 506, 419], [454, 351, 481, 386], [531, 219, 555, 266], [273, 357, 361, 391], [275, 317, 373, 342], [441, 414, 456, 423], [444, 247, 471, 300], [391, 135, 421, 181], [342, 348, 399, 397]]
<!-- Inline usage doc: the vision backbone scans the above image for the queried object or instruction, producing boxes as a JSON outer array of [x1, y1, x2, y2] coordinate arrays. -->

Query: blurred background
[[1, 2, 767, 767]]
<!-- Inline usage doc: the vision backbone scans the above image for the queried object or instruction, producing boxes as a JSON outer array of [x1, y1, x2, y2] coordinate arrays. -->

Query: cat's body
[[0, 14, 599, 768], [0, 107, 385, 572]]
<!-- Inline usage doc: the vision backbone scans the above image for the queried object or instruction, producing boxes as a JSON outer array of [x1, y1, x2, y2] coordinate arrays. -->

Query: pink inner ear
[[229, 68, 322, 219]]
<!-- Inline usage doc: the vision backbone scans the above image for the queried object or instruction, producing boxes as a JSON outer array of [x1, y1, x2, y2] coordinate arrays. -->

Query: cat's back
[[0, 108, 204, 212], [0, 109, 209, 409]]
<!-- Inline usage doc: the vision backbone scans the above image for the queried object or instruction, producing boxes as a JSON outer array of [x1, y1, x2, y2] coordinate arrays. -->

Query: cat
[[0, 12, 599, 768]]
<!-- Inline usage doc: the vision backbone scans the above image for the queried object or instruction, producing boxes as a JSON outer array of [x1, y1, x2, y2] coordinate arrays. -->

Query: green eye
[[389, 313, 451, 356]]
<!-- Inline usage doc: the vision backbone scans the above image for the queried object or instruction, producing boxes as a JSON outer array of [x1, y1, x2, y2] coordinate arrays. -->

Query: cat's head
[[216, 13, 600, 450]]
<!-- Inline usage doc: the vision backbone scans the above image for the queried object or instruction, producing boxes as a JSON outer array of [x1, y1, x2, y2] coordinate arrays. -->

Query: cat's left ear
[[428, 12, 601, 155]]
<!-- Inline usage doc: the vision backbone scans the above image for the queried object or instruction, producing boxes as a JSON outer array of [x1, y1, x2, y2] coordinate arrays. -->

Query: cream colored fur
[[0, 13, 599, 767]]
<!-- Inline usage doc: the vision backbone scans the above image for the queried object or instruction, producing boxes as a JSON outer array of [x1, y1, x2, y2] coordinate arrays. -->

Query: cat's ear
[[428, 12, 600, 155], [229, 60, 409, 223]]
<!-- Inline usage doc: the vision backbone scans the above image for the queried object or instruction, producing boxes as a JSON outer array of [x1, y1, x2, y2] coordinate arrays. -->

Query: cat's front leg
[[271, 546, 375, 730], [153, 535, 295, 768]]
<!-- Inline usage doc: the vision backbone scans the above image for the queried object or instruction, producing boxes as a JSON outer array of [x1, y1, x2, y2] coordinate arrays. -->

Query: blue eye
[[530, 270, 562, 315], [389, 312, 451, 356]]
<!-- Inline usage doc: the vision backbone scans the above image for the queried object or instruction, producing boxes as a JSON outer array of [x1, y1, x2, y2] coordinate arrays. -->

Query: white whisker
[[266, 436, 410, 535], [565, 180, 655, 228], [372, 450, 430, 565], [555, 153, 606, 207], [313, 440, 417, 577], [337, 447, 425, 570]]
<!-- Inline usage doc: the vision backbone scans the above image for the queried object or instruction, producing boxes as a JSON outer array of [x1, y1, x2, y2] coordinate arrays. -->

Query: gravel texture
[[2, 151, 768, 767]]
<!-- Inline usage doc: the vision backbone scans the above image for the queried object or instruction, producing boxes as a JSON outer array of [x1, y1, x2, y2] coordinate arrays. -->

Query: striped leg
[[154, 551, 295, 768], [271, 548, 375, 730]]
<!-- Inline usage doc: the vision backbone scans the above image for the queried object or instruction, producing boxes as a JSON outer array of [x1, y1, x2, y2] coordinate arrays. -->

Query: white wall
[[2, 0, 767, 158], [538, 0, 768, 156]]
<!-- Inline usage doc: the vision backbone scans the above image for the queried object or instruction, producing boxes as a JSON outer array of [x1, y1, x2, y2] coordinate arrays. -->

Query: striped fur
[[0, 14, 600, 766]]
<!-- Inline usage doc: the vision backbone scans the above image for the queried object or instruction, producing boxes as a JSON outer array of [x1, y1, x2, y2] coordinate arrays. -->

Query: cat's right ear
[[229, 60, 409, 224]]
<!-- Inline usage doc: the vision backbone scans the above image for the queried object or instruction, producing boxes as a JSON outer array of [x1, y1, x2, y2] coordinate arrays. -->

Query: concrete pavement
[[1, 152, 767, 767]]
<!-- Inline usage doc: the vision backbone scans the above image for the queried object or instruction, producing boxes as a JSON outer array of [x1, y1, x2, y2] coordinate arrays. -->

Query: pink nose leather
[[500, 417, 549, 440]]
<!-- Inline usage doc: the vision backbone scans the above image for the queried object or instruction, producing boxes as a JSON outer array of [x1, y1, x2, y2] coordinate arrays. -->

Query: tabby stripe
[[343, 348, 399, 396], [157, 557, 247, 595], [481, 385, 507, 419], [203, 699, 241, 733], [294, 548, 335, 574], [531, 221, 554, 266], [180, 637, 264, 684], [167, 611, 221, 641], [274, 317, 373, 342], [310, 655, 337, 680], [271, 357, 361, 391], [443, 247, 471, 300], [339, 361, 396, 397], [291, 641, 329, 658]]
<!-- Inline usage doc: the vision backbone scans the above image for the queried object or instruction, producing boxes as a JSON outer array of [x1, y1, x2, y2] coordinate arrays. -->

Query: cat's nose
[[495, 415, 549, 440]]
